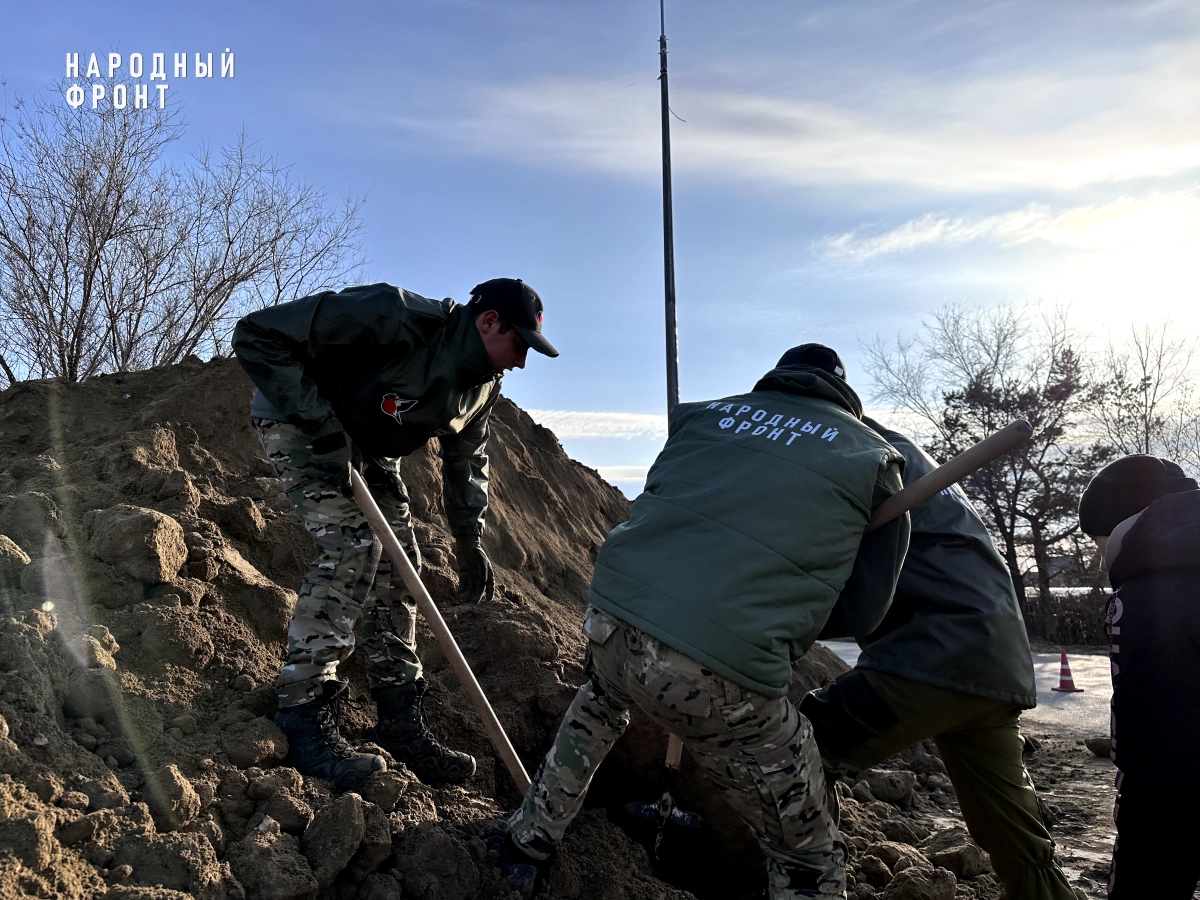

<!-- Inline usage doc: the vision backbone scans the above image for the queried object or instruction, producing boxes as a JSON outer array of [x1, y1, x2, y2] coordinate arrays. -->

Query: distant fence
[[1022, 587, 1111, 646]]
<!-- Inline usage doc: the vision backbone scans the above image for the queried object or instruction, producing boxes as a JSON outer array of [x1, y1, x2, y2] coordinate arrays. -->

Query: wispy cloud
[[819, 189, 1200, 259], [526, 409, 667, 440], [375, 28, 1200, 194]]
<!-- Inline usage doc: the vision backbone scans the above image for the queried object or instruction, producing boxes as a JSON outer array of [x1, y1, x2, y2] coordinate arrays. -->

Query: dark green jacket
[[851, 419, 1037, 708], [232, 284, 499, 537], [588, 366, 910, 697]]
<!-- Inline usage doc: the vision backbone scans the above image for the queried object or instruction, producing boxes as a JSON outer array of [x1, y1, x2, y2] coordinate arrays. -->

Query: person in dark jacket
[[801, 421, 1077, 900], [232, 278, 557, 789], [1078, 454, 1200, 900], [491, 345, 911, 899]]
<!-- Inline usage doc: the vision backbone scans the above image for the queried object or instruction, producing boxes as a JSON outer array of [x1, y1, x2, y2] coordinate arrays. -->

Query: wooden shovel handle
[[350, 469, 532, 794], [866, 420, 1032, 533], [665, 732, 684, 768]]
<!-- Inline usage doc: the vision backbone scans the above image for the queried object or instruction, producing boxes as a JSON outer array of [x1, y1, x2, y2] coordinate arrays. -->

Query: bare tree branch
[[0, 81, 366, 386], [862, 300, 1110, 627], [1093, 320, 1196, 456]]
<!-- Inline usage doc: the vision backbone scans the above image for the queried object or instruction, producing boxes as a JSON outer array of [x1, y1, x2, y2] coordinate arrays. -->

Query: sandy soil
[[0, 357, 1124, 899]]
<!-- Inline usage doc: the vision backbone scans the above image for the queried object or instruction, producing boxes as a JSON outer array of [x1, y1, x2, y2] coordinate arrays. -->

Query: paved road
[[1023, 649, 1112, 738], [816, 641, 1112, 739]]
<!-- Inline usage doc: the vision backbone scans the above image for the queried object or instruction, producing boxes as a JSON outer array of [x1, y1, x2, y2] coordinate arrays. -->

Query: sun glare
[[1043, 240, 1200, 329]]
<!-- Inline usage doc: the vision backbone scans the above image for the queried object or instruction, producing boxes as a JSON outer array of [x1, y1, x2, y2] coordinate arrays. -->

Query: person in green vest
[[232, 278, 557, 790], [487, 345, 911, 900], [800, 420, 1077, 900]]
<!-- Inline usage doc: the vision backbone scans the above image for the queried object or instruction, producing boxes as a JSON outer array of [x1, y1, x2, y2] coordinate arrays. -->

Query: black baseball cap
[[467, 278, 559, 358], [776, 343, 847, 380]]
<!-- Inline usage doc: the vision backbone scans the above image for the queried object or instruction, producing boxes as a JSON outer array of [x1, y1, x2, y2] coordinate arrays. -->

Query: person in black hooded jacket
[[1079, 454, 1200, 900], [802, 421, 1076, 900]]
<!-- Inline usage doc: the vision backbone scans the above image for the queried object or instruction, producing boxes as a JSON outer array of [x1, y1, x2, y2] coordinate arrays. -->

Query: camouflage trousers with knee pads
[[508, 606, 847, 899], [254, 419, 424, 709]]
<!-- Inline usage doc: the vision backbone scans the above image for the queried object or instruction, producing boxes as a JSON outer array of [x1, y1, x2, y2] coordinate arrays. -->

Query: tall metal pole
[[655, 3, 690, 848], [659, 0, 680, 411]]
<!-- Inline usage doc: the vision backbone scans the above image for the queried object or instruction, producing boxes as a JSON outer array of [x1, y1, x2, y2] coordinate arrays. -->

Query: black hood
[[1109, 489, 1200, 588], [752, 365, 863, 419]]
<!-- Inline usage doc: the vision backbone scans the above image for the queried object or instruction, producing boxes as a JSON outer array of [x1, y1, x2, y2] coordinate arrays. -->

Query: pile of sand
[[0, 357, 1015, 900]]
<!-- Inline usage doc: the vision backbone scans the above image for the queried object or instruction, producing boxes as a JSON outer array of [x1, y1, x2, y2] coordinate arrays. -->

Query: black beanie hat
[[1078, 454, 1197, 536], [776, 343, 847, 380]]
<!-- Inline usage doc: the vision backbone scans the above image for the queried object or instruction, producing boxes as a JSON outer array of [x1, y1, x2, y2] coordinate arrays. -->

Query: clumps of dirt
[[0, 355, 1032, 900], [0, 356, 665, 900], [810, 742, 1011, 900], [0, 775, 108, 898]]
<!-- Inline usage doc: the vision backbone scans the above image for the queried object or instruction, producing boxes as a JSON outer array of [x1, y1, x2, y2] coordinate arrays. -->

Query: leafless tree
[[1092, 321, 1195, 457], [0, 82, 365, 388], [863, 302, 1109, 620], [1166, 410, 1200, 478]]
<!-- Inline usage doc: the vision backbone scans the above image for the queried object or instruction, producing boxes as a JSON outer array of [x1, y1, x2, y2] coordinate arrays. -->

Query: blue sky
[[5, 1, 1200, 494]]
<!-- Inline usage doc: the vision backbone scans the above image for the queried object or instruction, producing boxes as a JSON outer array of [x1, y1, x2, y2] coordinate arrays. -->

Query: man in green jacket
[[491, 345, 910, 899], [232, 278, 557, 789], [800, 420, 1076, 900]]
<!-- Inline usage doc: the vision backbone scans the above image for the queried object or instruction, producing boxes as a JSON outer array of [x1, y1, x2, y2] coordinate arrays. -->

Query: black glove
[[364, 461, 409, 504], [309, 426, 353, 496], [454, 536, 495, 603]]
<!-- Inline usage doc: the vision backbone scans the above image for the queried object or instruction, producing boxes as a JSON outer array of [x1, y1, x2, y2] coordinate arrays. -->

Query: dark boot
[[371, 682, 476, 786], [480, 822, 542, 900], [274, 686, 386, 790]]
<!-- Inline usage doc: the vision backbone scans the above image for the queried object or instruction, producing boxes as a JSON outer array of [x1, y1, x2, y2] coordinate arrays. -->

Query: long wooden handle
[[865, 420, 1032, 533], [665, 731, 684, 769], [350, 469, 532, 794]]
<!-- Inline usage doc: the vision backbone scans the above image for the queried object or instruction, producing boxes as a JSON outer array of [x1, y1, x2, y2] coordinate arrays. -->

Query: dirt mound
[[0, 357, 1015, 899]]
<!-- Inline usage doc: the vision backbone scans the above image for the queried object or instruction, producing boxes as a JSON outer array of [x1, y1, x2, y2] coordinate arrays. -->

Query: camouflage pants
[[508, 606, 847, 899], [254, 419, 423, 708]]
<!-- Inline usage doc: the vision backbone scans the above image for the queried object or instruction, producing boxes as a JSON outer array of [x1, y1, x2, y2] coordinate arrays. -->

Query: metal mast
[[659, 0, 680, 411]]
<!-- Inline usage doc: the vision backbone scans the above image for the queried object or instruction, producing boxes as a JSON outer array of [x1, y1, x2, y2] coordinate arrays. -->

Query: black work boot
[[480, 821, 543, 900], [371, 682, 476, 786], [274, 685, 386, 790]]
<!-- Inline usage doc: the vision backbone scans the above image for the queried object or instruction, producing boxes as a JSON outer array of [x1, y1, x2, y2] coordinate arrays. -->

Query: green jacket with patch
[[587, 366, 910, 697], [850, 419, 1037, 708], [231, 284, 499, 537]]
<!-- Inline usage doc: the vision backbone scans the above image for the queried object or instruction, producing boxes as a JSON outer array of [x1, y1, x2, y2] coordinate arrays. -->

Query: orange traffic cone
[[1051, 650, 1084, 693]]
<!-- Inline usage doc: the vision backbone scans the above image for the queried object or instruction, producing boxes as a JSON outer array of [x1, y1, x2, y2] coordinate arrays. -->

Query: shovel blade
[[625, 800, 659, 822], [623, 801, 705, 830], [667, 807, 704, 830]]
